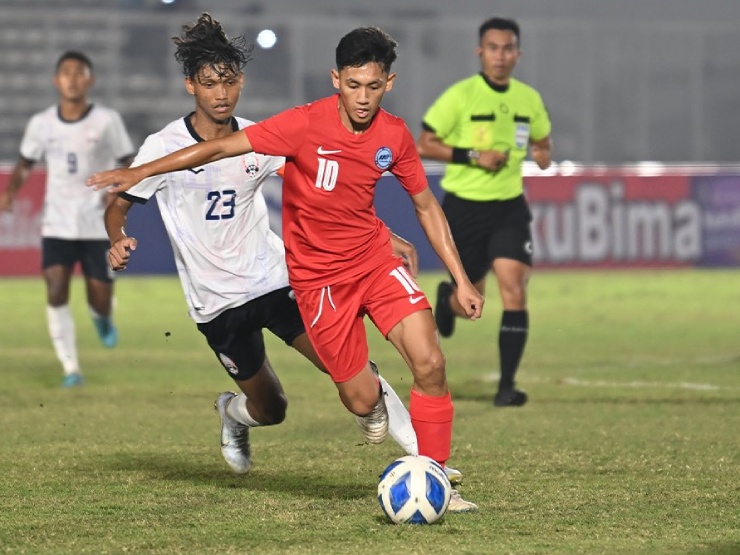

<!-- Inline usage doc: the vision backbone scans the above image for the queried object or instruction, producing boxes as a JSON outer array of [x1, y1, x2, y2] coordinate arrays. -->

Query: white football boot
[[355, 362, 389, 444], [214, 392, 251, 474], [447, 489, 479, 513]]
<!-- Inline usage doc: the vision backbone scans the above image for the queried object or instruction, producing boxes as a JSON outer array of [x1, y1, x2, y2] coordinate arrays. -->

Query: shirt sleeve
[[19, 114, 46, 162], [421, 84, 463, 140], [390, 124, 428, 196], [125, 134, 168, 202], [261, 154, 287, 177], [244, 106, 308, 158], [529, 91, 552, 141]]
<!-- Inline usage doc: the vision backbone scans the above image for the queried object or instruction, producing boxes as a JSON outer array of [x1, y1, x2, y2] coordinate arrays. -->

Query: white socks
[[46, 305, 80, 375], [226, 393, 263, 427]]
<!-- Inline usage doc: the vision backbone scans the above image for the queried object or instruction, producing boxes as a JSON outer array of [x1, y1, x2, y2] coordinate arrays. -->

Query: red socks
[[409, 389, 454, 466]]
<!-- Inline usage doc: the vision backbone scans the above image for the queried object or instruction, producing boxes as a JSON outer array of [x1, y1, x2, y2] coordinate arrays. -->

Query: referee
[[417, 16, 552, 407]]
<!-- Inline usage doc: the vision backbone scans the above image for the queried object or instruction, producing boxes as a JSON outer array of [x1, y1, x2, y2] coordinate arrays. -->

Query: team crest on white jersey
[[218, 353, 239, 376], [375, 146, 392, 170], [243, 155, 260, 177]]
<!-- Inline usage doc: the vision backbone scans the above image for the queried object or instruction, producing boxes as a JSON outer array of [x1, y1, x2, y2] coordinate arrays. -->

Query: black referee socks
[[498, 310, 529, 390]]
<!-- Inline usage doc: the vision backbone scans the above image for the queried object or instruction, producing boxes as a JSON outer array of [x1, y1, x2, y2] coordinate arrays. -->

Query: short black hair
[[56, 51, 93, 72], [335, 26, 398, 73], [479, 17, 520, 45], [173, 12, 253, 79]]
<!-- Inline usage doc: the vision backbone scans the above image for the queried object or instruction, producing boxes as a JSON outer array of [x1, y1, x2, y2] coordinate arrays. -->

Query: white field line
[[560, 378, 721, 391], [482, 373, 735, 391]]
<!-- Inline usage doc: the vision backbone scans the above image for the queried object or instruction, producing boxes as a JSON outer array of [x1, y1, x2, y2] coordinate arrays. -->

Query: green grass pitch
[[0, 271, 738, 555]]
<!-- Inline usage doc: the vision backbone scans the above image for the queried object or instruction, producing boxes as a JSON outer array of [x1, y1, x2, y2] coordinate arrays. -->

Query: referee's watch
[[468, 150, 481, 166]]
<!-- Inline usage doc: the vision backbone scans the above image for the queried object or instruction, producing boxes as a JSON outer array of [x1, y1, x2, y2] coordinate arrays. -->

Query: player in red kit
[[89, 26, 483, 512]]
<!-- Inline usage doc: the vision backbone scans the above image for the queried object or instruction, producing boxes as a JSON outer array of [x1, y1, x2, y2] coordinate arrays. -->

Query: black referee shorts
[[442, 193, 533, 283], [196, 286, 306, 381]]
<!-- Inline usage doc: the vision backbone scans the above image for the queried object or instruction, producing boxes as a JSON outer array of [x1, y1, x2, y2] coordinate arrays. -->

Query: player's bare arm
[[416, 129, 452, 162], [88, 131, 254, 193], [104, 196, 138, 271], [530, 135, 552, 170], [410, 187, 484, 320], [0, 157, 34, 211], [417, 129, 508, 172], [389, 231, 419, 277]]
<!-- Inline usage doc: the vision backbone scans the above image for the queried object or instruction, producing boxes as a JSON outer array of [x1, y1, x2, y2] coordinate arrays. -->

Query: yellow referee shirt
[[423, 73, 551, 201]]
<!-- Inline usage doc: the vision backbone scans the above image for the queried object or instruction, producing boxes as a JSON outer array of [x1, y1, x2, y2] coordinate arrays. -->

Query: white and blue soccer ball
[[377, 455, 451, 524]]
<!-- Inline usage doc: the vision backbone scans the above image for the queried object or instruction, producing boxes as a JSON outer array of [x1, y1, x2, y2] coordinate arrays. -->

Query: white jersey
[[20, 104, 134, 239], [125, 116, 288, 323]]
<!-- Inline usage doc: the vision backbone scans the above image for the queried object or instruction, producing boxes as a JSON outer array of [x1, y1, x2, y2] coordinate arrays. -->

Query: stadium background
[[1, 0, 739, 274]]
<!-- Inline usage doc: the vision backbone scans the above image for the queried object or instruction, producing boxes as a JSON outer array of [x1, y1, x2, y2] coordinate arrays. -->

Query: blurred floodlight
[[634, 161, 666, 176], [160, 0, 176, 4], [257, 29, 277, 49]]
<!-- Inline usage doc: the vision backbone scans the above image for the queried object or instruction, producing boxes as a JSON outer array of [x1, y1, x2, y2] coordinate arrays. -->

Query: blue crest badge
[[375, 147, 393, 170]]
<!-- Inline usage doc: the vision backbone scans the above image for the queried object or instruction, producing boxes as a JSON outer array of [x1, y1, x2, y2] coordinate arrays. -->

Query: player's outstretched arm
[[88, 131, 254, 193], [410, 188, 484, 320]]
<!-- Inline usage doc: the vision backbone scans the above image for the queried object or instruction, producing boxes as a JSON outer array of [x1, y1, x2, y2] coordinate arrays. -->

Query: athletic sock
[[499, 310, 528, 390], [226, 393, 263, 427], [46, 305, 80, 375], [409, 389, 453, 466], [379, 375, 418, 456]]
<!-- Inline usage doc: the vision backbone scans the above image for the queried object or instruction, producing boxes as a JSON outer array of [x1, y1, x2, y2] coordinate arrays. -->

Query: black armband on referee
[[451, 148, 470, 164], [451, 148, 480, 166]]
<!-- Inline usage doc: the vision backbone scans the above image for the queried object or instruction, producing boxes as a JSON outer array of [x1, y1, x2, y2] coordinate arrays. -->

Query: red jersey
[[245, 95, 428, 290]]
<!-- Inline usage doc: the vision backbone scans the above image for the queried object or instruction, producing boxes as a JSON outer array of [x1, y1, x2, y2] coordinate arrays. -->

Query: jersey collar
[[479, 72, 510, 93], [57, 103, 94, 124], [184, 112, 239, 142]]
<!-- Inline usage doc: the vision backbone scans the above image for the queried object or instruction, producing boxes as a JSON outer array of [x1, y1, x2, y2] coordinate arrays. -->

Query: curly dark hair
[[172, 13, 253, 79]]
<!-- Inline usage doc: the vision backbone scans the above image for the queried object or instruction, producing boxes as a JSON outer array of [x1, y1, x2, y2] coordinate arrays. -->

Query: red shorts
[[293, 256, 431, 383]]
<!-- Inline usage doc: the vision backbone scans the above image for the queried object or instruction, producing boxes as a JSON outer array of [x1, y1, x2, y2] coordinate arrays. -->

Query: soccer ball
[[377, 455, 451, 524]]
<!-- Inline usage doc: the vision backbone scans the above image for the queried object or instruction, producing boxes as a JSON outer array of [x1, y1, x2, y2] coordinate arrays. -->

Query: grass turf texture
[[0, 271, 738, 555]]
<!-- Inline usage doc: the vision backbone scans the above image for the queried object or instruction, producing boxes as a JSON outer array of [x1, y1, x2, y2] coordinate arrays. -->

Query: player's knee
[[410, 351, 446, 390], [343, 389, 381, 416], [502, 284, 527, 308]]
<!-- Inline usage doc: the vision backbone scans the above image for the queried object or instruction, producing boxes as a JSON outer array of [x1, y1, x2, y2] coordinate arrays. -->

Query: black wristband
[[451, 147, 470, 164]]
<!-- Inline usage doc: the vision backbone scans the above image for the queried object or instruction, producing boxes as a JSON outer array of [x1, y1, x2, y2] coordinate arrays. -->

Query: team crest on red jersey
[[375, 146, 392, 170]]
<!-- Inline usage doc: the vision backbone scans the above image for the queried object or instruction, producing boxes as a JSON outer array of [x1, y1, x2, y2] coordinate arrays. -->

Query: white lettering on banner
[[531, 182, 701, 263], [579, 186, 610, 261], [673, 202, 702, 260], [0, 199, 42, 248]]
